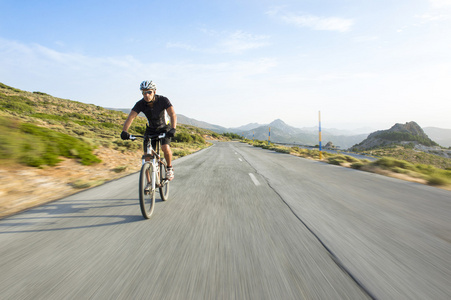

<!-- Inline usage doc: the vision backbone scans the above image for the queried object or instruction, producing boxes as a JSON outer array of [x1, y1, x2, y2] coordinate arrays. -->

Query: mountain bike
[[130, 133, 170, 219]]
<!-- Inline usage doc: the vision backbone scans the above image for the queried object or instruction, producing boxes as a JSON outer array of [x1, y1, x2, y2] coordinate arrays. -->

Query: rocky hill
[[350, 121, 439, 151]]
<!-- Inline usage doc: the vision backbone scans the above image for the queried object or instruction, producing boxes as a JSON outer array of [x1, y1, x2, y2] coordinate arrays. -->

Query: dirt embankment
[[0, 148, 142, 219]]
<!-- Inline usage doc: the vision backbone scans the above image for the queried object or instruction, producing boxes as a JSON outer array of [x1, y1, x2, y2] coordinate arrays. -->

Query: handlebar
[[129, 133, 166, 141]]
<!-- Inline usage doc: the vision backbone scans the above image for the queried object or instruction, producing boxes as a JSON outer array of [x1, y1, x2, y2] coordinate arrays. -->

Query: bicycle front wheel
[[159, 160, 170, 201], [139, 162, 155, 219]]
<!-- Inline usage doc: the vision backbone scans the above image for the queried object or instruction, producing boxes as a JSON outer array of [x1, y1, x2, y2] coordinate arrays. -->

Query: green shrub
[[351, 162, 365, 169], [373, 157, 415, 171], [0, 117, 101, 167], [30, 113, 69, 122], [19, 123, 101, 166], [174, 132, 193, 143], [112, 166, 128, 173], [327, 156, 346, 165], [274, 147, 290, 154], [63, 112, 95, 121], [172, 149, 190, 157], [99, 122, 121, 129], [343, 155, 359, 163], [0, 83, 23, 92], [392, 167, 408, 174], [415, 164, 436, 175], [33, 91, 50, 96], [427, 174, 449, 186], [222, 132, 242, 139], [112, 139, 141, 151], [192, 134, 205, 144], [131, 124, 146, 134], [0, 93, 35, 114]]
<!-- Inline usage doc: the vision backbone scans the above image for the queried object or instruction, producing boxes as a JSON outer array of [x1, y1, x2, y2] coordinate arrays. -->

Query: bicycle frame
[[132, 133, 168, 189]]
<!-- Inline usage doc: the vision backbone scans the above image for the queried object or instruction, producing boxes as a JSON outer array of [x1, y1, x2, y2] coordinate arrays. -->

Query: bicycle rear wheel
[[159, 160, 170, 201], [139, 162, 155, 219]]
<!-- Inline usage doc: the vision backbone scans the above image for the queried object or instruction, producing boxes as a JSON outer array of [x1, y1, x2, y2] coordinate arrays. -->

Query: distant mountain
[[237, 119, 367, 149], [424, 127, 451, 148], [177, 114, 227, 132], [232, 122, 265, 132], [350, 121, 439, 151], [174, 115, 370, 149]]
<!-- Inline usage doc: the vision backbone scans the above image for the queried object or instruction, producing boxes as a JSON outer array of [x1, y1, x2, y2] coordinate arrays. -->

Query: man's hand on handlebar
[[120, 131, 130, 140], [166, 128, 176, 138]]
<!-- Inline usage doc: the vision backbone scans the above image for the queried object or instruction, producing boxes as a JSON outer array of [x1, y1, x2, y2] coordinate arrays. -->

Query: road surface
[[1, 141, 450, 299]]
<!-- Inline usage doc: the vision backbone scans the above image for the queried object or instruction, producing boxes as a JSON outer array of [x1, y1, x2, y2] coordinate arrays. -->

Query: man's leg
[[161, 144, 172, 167], [161, 144, 174, 180]]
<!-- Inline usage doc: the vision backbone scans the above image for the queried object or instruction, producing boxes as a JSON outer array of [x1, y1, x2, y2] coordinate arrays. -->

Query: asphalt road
[[1, 141, 450, 299]]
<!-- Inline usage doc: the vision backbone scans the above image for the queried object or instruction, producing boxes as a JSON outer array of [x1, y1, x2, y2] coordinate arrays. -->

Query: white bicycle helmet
[[140, 80, 156, 90]]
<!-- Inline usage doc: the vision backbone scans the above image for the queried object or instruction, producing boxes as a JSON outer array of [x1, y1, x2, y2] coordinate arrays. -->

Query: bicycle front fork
[[142, 155, 159, 190]]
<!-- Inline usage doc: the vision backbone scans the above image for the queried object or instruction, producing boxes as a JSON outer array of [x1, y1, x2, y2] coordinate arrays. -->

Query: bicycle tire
[[159, 159, 170, 201], [139, 162, 155, 219]]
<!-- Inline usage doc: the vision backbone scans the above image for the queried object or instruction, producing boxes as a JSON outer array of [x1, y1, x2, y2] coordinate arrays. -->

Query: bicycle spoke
[[159, 160, 170, 201], [139, 162, 155, 219]]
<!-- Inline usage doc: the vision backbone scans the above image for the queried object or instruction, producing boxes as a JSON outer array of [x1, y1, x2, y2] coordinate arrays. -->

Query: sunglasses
[[143, 90, 154, 95]]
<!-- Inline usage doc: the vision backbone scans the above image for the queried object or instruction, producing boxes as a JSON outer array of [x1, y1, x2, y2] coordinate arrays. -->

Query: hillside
[[350, 121, 438, 151], [348, 121, 451, 169], [0, 82, 216, 218]]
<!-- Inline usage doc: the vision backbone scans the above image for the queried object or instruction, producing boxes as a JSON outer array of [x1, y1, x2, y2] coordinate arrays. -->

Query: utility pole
[[268, 127, 271, 145], [319, 111, 322, 160]]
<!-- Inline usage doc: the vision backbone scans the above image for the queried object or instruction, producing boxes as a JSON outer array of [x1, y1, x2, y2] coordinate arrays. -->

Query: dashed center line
[[238, 158, 243, 162], [248, 173, 261, 186]]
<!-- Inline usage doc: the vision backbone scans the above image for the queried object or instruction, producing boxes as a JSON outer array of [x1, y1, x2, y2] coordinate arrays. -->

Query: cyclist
[[120, 80, 177, 181]]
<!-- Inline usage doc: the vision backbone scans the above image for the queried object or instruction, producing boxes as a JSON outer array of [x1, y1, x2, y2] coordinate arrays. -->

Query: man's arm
[[167, 106, 177, 129], [122, 110, 139, 132]]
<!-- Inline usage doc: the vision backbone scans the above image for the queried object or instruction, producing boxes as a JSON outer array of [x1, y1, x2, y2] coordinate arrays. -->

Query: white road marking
[[238, 158, 243, 162], [249, 173, 261, 186]]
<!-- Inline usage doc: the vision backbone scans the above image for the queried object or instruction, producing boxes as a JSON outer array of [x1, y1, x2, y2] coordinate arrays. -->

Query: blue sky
[[1, 0, 450, 130]]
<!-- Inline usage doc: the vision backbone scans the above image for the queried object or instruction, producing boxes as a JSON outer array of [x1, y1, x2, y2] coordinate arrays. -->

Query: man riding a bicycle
[[121, 80, 177, 181]]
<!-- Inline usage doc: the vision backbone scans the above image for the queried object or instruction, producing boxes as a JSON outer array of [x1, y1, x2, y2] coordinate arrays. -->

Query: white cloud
[[353, 35, 379, 42], [166, 30, 269, 55], [429, 0, 451, 7], [0, 37, 276, 112], [166, 42, 198, 51], [416, 13, 449, 22], [219, 30, 270, 54], [267, 9, 353, 32]]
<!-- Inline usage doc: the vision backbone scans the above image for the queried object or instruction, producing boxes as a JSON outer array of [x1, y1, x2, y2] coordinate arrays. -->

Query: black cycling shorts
[[143, 126, 172, 153]]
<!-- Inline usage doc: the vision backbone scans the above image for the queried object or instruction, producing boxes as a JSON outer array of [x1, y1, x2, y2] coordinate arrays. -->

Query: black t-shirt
[[132, 95, 172, 131]]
